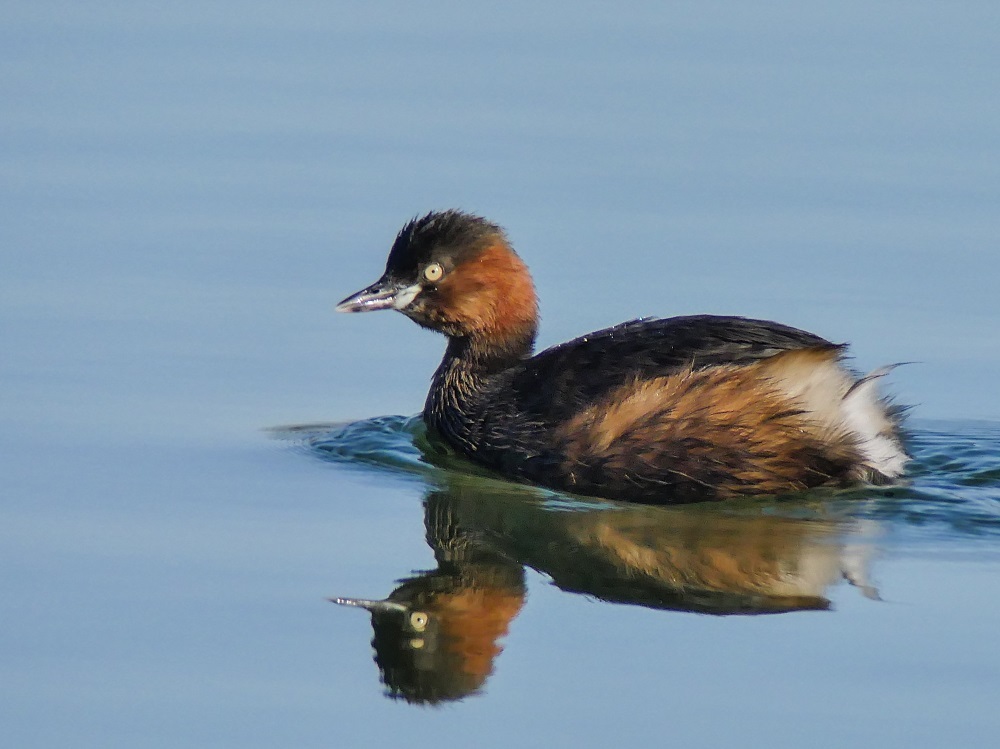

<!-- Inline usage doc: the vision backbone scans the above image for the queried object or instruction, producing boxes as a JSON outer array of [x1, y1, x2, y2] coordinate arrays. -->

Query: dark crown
[[385, 210, 506, 276]]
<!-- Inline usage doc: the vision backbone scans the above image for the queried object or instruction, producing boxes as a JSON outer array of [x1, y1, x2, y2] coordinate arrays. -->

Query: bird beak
[[329, 596, 408, 614], [336, 278, 420, 313]]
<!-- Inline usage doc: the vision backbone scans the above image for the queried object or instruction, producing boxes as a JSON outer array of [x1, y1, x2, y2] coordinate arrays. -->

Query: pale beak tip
[[335, 280, 402, 313]]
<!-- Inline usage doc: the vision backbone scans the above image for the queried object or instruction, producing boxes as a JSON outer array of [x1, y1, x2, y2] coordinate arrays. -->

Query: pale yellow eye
[[423, 263, 444, 283], [410, 611, 429, 631]]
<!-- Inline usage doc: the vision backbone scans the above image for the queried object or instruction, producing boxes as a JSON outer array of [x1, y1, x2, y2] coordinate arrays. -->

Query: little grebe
[[337, 210, 907, 503]]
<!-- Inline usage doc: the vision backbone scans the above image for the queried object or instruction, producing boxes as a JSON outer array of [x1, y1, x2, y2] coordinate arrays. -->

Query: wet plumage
[[337, 210, 907, 503]]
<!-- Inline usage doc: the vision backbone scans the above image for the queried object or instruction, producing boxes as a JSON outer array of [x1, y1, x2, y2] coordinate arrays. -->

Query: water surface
[[3, 1, 1000, 747]]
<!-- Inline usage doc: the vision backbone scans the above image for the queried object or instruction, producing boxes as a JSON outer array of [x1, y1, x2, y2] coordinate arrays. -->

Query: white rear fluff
[[760, 351, 908, 481], [841, 366, 908, 479]]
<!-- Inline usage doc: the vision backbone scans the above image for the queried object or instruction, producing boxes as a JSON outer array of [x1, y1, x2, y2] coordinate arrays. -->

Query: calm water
[[3, 1, 1000, 747]]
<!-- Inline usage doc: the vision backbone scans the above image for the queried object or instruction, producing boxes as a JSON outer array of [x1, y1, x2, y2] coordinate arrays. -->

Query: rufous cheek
[[437, 244, 537, 338]]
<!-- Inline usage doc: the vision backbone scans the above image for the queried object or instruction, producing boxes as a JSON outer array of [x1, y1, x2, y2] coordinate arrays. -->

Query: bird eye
[[410, 611, 429, 631], [423, 263, 444, 283]]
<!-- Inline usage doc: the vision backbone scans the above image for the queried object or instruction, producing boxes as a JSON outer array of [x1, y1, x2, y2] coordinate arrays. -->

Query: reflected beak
[[336, 278, 419, 313], [330, 596, 408, 614]]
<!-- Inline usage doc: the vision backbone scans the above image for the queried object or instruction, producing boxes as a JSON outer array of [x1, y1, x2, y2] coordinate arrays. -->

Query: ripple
[[308, 415, 430, 474], [277, 415, 1000, 545]]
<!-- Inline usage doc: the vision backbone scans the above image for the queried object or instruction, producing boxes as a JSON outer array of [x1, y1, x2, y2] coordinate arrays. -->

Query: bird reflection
[[334, 524, 525, 704], [333, 472, 879, 705]]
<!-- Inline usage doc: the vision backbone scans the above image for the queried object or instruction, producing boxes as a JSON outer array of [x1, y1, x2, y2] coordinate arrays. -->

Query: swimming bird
[[336, 210, 907, 503]]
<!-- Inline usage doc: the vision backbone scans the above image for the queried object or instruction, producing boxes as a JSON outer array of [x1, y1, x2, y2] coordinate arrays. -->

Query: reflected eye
[[423, 263, 444, 283], [410, 611, 429, 631]]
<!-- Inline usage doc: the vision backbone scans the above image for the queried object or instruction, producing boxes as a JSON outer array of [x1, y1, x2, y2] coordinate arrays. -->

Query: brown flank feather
[[555, 348, 863, 501]]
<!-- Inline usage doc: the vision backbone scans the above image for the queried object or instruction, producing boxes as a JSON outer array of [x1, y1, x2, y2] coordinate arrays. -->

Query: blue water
[[3, 1, 1000, 747]]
